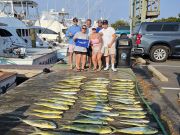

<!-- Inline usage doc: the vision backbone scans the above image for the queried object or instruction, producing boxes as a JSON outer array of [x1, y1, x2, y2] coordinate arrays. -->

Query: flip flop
[[76, 69, 81, 72]]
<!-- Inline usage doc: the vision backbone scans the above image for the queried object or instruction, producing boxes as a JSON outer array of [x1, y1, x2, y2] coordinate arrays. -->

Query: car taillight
[[136, 34, 142, 45]]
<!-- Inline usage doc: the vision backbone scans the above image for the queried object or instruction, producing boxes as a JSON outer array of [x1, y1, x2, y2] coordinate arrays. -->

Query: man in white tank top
[[99, 20, 117, 72]]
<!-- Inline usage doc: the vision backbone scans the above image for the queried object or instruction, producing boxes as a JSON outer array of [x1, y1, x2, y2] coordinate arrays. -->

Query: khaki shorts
[[92, 46, 102, 55], [101, 46, 116, 56]]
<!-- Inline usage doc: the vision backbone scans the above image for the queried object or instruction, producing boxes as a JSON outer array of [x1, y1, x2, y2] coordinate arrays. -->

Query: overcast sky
[[35, 0, 180, 23]]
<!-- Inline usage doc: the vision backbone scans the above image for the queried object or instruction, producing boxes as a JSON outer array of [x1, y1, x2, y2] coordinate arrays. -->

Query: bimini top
[[0, 17, 28, 29], [0, 0, 38, 7]]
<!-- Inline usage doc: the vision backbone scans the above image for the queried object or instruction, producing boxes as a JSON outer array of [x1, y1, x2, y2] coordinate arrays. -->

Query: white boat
[[34, 9, 69, 43], [0, 0, 68, 64]]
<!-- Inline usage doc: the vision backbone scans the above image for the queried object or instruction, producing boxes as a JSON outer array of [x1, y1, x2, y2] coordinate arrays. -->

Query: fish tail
[[79, 113, 87, 117], [110, 126, 117, 133], [28, 127, 41, 135], [59, 125, 68, 129]]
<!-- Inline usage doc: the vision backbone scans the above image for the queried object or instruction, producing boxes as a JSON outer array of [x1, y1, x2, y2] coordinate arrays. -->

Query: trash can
[[116, 34, 132, 68]]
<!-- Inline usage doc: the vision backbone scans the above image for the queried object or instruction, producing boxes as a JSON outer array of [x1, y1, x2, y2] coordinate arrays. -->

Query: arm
[[73, 32, 78, 42], [108, 34, 116, 48], [65, 27, 73, 37]]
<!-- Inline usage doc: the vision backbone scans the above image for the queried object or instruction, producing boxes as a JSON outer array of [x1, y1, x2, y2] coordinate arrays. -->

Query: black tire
[[150, 46, 169, 62]]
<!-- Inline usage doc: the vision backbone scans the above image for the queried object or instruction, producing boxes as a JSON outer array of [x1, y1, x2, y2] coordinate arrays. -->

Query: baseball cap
[[97, 20, 102, 23], [73, 17, 78, 22], [92, 26, 97, 30], [102, 20, 108, 24]]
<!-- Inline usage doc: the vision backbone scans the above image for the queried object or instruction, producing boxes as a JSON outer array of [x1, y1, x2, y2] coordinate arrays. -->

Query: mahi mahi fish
[[119, 121, 147, 127], [116, 126, 158, 134], [72, 118, 108, 125], [34, 102, 69, 110], [79, 113, 114, 121], [28, 112, 62, 119], [21, 119, 57, 129], [39, 99, 74, 106], [32, 109, 63, 114], [61, 124, 115, 134]]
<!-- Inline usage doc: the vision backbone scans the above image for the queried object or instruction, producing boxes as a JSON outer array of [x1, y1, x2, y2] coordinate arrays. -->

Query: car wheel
[[150, 46, 169, 62]]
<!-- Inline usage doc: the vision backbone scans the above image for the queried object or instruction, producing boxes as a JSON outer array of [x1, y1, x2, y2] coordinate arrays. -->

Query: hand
[[69, 32, 73, 37], [108, 44, 112, 48]]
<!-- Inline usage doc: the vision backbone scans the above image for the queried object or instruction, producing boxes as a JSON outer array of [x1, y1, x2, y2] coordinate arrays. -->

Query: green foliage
[[154, 17, 180, 22], [111, 20, 129, 30]]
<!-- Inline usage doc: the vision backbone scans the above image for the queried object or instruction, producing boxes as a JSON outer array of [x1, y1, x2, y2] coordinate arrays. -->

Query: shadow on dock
[[0, 105, 29, 135]]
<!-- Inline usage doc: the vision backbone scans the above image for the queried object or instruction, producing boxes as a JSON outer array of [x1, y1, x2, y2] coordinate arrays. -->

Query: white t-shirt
[[100, 27, 116, 47]]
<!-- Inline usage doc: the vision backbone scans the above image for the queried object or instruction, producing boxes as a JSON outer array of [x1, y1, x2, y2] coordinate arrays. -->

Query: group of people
[[65, 17, 117, 72]]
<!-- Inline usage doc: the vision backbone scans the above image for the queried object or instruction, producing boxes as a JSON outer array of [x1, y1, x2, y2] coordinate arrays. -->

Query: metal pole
[[87, 0, 89, 19], [11, 1, 14, 17], [141, 0, 148, 22]]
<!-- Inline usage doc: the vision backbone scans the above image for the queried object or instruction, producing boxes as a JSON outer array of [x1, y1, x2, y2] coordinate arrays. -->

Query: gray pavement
[[137, 57, 180, 134]]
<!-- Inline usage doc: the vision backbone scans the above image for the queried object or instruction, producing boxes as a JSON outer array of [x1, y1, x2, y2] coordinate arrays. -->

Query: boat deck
[[0, 48, 58, 65]]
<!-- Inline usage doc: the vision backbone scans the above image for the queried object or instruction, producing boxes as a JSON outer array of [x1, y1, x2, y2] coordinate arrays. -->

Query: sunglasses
[[82, 27, 87, 29]]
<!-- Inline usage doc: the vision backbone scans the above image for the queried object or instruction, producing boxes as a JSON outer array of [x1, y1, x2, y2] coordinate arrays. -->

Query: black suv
[[132, 22, 180, 62]]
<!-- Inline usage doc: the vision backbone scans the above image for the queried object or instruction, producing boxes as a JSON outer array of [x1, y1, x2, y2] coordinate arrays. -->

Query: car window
[[162, 24, 179, 31], [0, 29, 12, 37], [146, 24, 163, 31], [133, 24, 140, 34]]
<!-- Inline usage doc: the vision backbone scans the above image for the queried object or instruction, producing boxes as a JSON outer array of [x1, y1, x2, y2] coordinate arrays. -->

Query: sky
[[35, 0, 180, 23]]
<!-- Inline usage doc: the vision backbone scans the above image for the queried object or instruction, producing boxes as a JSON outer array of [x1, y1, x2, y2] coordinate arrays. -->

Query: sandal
[[76, 68, 81, 72], [81, 69, 85, 71]]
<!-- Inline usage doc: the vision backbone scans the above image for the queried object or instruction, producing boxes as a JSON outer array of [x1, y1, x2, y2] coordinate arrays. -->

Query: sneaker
[[104, 66, 109, 71], [111, 67, 117, 72]]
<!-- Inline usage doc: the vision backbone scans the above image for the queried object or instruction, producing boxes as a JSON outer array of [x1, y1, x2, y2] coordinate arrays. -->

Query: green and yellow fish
[[21, 119, 57, 129], [34, 102, 69, 110]]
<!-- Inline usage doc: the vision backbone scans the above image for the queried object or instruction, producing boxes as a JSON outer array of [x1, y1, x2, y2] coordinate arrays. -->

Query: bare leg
[[111, 54, 115, 65], [88, 56, 92, 69], [111, 54, 117, 71], [92, 53, 97, 70], [104, 55, 110, 70], [97, 52, 102, 71], [68, 52, 73, 69], [75, 53, 81, 70], [81, 54, 87, 70]]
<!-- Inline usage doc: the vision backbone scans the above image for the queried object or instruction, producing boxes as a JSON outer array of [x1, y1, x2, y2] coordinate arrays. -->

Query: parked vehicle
[[115, 26, 130, 37], [132, 22, 180, 62]]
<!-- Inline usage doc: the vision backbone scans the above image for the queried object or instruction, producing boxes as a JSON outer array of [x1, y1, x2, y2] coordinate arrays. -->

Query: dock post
[[30, 29, 36, 48]]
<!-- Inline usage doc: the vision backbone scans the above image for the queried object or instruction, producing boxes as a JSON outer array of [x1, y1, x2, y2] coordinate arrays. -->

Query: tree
[[111, 20, 129, 30], [154, 17, 180, 22]]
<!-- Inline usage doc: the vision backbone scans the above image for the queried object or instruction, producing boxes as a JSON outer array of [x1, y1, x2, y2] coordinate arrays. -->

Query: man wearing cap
[[99, 20, 117, 72], [96, 20, 103, 33], [65, 17, 81, 69]]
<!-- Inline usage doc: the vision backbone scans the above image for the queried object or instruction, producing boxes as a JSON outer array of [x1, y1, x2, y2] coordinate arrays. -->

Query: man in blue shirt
[[96, 20, 103, 33], [65, 17, 81, 69]]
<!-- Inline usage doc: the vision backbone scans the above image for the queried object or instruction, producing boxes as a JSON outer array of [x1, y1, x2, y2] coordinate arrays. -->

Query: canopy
[[0, 0, 38, 7]]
